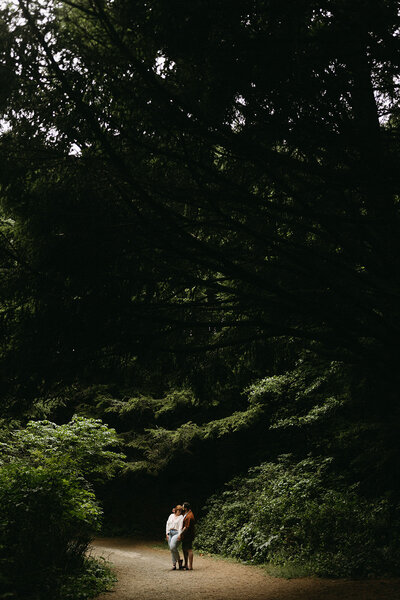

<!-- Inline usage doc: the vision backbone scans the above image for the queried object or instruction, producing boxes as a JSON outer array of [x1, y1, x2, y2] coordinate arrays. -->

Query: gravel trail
[[91, 537, 400, 600]]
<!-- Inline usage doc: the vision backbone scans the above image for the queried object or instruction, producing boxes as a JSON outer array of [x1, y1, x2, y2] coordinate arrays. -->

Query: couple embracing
[[166, 502, 195, 571]]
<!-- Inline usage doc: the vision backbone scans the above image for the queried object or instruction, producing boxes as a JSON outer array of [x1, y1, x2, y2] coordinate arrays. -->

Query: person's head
[[175, 504, 183, 515], [182, 501, 191, 513], [171, 507, 176, 514]]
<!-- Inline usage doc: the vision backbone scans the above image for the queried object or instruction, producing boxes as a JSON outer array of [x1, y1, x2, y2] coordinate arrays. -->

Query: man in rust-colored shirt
[[178, 501, 195, 570]]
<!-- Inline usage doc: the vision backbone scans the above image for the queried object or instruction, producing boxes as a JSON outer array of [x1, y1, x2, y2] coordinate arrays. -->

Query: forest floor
[[91, 537, 400, 600]]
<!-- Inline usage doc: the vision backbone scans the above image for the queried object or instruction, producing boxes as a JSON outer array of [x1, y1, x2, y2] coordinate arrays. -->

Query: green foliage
[[196, 456, 400, 577], [0, 417, 124, 599], [106, 358, 349, 475], [1, 0, 400, 406], [104, 388, 198, 426], [114, 390, 265, 474], [59, 556, 116, 600], [0, 461, 101, 597], [0, 415, 126, 483], [247, 359, 349, 431], [0, 0, 399, 580]]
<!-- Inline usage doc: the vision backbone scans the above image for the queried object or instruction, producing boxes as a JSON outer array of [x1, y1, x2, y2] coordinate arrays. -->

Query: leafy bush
[[0, 416, 125, 482], [59, 556, 116, 600], [0, 416, 125, 599], [196, 456, 400, 577], [0, 461, 101, 597]]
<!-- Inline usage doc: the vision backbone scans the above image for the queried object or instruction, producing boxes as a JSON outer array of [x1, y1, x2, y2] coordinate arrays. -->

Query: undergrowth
[[195, 456, 400, 578]]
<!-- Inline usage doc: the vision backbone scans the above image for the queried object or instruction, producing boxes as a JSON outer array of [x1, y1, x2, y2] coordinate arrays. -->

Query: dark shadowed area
[[1, 1, 400, 598]]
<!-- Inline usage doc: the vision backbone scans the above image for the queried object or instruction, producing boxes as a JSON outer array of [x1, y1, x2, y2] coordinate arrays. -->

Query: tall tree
[[0, 1, 399, 421]]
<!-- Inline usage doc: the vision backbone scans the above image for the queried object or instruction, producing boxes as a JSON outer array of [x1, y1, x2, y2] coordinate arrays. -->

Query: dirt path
[[91, 538, 400, 600]]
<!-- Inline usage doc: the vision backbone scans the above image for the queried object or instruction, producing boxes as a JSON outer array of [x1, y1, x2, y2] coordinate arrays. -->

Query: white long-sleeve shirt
[[166, 513, 183, 535]]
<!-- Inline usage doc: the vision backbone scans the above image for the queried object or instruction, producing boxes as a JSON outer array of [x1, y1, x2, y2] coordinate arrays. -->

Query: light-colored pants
[[168, 529, 180, 565]]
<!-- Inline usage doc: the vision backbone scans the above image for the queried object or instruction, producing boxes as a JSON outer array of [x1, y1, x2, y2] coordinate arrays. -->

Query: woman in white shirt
[[166, 505, 184, 569]]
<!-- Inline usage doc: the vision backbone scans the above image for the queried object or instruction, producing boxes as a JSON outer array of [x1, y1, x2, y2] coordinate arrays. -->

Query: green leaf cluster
[[0, 415, 126, 483], [0, 416, 124, 599], [196, 456, 400, 577]]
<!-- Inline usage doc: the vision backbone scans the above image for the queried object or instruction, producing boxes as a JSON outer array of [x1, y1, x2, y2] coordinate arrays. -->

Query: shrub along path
[[91, 538, 400, 600]]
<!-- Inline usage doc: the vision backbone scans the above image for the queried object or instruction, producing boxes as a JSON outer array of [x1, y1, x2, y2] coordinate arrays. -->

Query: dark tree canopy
[[3, 1, 400, 587], [1, 0, 399, 365], [0, 0, 400, 509]]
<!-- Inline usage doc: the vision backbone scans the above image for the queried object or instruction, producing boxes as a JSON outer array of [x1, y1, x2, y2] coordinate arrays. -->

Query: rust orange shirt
[[181, 510, 195, 539]]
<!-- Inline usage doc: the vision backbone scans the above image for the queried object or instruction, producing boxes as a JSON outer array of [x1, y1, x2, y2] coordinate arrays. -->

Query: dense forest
[[1, 0, 400, 598]]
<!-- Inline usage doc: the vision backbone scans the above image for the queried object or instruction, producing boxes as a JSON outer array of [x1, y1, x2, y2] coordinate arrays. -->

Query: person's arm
[[177, 515, 184, 537], [166, 515, 172, 539], [178, 516, 186, 541]]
